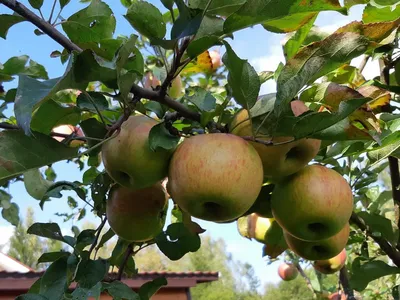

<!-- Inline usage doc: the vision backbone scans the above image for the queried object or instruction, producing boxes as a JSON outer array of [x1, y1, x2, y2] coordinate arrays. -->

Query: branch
[[350, 212, 400, 267], [294, 262, 316, 299], [358, 55, 369, 74], [88, 217, 107, 258], [117, 243, 133, 280], [0, 0, 82, 53], [339, 266, 356, 300]]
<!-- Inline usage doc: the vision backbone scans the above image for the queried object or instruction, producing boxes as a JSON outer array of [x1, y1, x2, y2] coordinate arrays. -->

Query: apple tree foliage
[[0, 0, 400, 299]]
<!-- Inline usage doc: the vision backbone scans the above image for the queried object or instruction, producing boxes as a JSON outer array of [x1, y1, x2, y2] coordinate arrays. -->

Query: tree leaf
[[125, 1, 166, 40], [223, 0, 346, 34], [28, 222, 76, 247], [1, 55, 29, 76], [38, 252, 71, 264], [357, 211, 398, 244], [82, 167, 101, 185], [188, 0, 245, 16], [160, 0, 174, 11], [77, 92, 108, 112], [363, 4, 400, 23], [62, 0, 116, 45], [350, 259, 400, 291], [171, 0, 202, 40], [80, 118, 108, 156], [284, 14, 317, 59], [373, 0, 398, 5], [59, 0, 71, 9], [2, 202, 19, 226], [102, 281, 140, 300], [0, 130, 77, 181], [39, 256, 69, 299], [0, 14, 25, 39], [148, 122, 180, 151], [44, 181, 86, 207], [138, 277, 168, 300], [23, 168, 53, 200], [185, 87, 216, 112], [76, 229, 96, 252], [96, 227, 115, 249], [367, 131, 400, 165], [15, 295, 48, 300], [156, 222, 201, 261], [91, 172, 113, 214], [262, 12, 317, 34], [222, 42, 260, 110], [75, 259, 108, 289], [28, 0, 44, 9]]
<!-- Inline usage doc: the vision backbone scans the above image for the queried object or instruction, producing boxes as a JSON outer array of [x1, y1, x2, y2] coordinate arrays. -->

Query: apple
[[168, 75, 184, 99], [278, 263, 298, 281], [328, 292, 346, 300], [106, 183, 168, 242], [209, 50, 222, 70], [313, 249, 347, 274], [284, 223, 350, 260], [230, 100, 321, 180], [237, 213, 273, 242], [102, 114, 175, 189], [167, 133, 264, 222], [144, 72, 161, 89], [52, 124, 85, 147], [271, 164, 353, 241]]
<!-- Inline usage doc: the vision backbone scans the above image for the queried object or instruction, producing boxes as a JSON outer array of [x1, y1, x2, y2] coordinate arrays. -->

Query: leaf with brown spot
[[358, 85, 391, 110]]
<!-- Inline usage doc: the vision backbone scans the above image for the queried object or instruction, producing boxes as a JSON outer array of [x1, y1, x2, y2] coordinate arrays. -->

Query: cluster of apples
[[231, 101, 353, 276]]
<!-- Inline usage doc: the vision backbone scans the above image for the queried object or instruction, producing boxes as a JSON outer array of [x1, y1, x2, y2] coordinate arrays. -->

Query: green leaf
[[171, 0, 202, 39], [125, 1, 166, 39], [344, 0, 368, 8], [350, 259, 400, 291], [0, 130, 77, 181], [161, 0, 174, 11], [2, 202, 19, 226], [77, 92, 108, 112], [80, 118, 108, 156], [188, 0, 245, 16], [187, 36, 221, 58], [149, 122, 180, 151], [2, 55, 29, 76], [28, 222, 76, 247], [222, 42, 260, 110], [59, 0, 71, 9], [357, 211, 398, 244], [138, 277, 168, 300], [185, 87, 216, 112], [82, 167, 101, 185], [23, 168, 53, 200], [75, 259, 108, 289], [363, 4, 400, 23], [97, 227, 115, 249], [0, 14, 25, 39], [31, 100, 80, 134], [284, 14, 317, 59], [91, 172, 113, 214], [367, 131, 400, 165], [76, 229, 96, 252], [263, 12, 317, 34], [23, 60, 49, 79], [102, 281, 140, 300], [156, 222, 201, 261], [38, 252, 71, 264], [223, 0, 346, 34], [274, 32, 369, 117], [144, 102, 166, 119], [15, 295, 48, 300], [374, 0, 398, 5], [44, 181, 86, 203], [28, 0, 44, 9], [39, 256, 69, 299], [62, 0, 116, 45]]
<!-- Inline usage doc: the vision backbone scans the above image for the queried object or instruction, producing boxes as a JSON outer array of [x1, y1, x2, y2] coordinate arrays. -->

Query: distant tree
[[7, 207, 42, 269], [263, 276, 314, 300]]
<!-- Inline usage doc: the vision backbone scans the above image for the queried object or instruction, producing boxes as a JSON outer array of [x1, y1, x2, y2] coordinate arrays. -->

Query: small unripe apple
[[230, 100, 321, 180], [167, 133, 264, 222], [328, 292, 346, 300], [52, 124, 85, 147], [168, 75, 184, 99], [313, 249, 347, 274], [144, 72, 161, 89], [278, 263, 298, 281], [284, 223, 350, 260], [106, 183, 168, 242], [209, 50, 222, 70], [271, 164, 353, 241]]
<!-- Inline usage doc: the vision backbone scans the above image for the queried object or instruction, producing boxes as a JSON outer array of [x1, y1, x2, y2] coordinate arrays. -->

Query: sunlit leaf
[[0, 14, 25, 39]]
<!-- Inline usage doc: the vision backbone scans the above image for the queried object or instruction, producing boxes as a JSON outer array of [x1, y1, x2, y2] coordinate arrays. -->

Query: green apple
[[271, 164, 353, 241], [168, 75, 184, 99], [101, 114, 174, 189], [167, 133, 264, 222], [313, 249, 347, 274], [284, 223, 350, 260], [278, 263, 298, 281], [106, 183, 168, 242], [230, 100, 321, 180]]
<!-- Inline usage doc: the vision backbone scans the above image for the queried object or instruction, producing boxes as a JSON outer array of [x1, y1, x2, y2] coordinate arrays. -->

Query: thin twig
[[296, 263, 316, 298], [241, 136, 296, 146], [88, 217, 107, 257], [38, 8, 44, 20], [117, 243, 134, 280], [0, 0, 82, 52], [339, 266, 356, 300], [48, 0, 57, 23]]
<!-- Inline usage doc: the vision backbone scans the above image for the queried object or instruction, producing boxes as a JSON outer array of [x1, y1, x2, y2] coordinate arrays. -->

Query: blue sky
[[0, 0, 370, 288]]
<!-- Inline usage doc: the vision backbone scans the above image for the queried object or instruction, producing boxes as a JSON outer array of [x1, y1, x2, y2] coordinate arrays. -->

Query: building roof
[[0, 252, 34, 273], [0, 271, 220, 292]]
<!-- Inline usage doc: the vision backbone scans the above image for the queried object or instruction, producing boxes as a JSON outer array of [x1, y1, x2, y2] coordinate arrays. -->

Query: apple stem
[[339, 267, 356, 300]]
